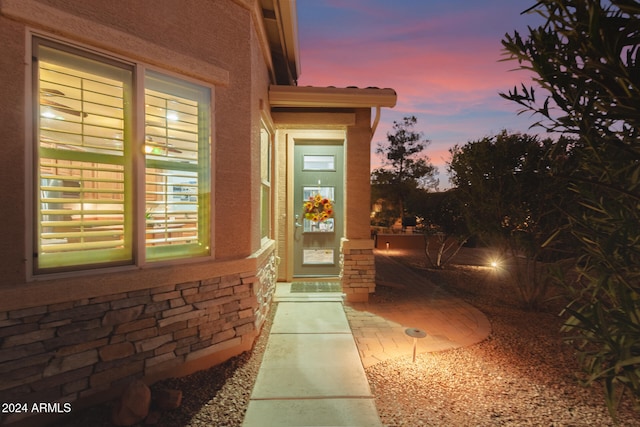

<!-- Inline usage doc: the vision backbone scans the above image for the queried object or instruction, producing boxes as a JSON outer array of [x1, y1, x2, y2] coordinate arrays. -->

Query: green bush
[[501, 0, 640, 418]]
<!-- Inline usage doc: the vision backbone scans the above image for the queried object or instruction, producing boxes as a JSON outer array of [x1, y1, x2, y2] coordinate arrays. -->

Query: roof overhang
[[269, 85, 397, 108], [260, 0, 300, 85]]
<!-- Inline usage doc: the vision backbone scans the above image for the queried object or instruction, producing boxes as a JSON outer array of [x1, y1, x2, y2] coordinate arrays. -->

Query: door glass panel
[[303, 155, 335, 171]]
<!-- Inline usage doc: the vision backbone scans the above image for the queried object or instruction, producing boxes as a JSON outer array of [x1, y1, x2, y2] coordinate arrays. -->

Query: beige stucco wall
[[345, 108, 373, 240], [0, 13, 27, 284], [249, 18, 274, 256], [0, 0, 272, 299], [0, 0, 278, 421]]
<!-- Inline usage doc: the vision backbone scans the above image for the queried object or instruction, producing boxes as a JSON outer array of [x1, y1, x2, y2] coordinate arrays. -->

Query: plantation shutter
[[144, 71, 211, 261], [35, 42, 133, 271]]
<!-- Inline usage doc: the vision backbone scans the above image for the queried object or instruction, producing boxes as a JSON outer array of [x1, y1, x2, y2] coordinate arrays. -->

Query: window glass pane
[[144, 71, 211, 261], [35, 42, 133, 271], [261, 184, 270, 238], [260, 127, 270, 183], [303, 155, 335, 171]]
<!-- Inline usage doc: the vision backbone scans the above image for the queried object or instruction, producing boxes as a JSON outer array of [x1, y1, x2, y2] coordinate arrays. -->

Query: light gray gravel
[[364, 259, 640, 426], [366, 305, 640, 426]]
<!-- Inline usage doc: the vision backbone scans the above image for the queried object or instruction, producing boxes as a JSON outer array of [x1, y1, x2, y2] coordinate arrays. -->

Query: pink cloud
[[297, 1, 544, 189], [300, 37, 529, 101]]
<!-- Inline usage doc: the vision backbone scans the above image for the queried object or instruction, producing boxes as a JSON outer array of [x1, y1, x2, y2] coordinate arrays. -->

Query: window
[[144, 71, 211, 261], [260, 123, 272, 240], [33, 38, 211, 273]]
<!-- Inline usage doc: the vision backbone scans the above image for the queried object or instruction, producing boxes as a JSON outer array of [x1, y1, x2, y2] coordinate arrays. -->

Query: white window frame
[[260, 119, 274, 242], [30, 35, 214, 276]]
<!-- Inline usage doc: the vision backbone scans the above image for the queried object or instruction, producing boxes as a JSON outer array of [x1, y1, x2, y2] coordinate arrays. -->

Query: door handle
[[294, 214, 302, 228]]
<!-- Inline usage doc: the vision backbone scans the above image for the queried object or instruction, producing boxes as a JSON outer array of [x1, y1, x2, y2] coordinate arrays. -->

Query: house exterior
[[0, 0, 396, 424]]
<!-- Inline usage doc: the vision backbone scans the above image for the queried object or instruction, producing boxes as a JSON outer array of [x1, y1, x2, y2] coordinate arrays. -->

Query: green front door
[[293, 142, 344, 277]]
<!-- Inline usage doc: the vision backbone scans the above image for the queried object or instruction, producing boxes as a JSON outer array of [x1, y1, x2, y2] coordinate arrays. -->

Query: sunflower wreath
[[303, 193, 334, 222]]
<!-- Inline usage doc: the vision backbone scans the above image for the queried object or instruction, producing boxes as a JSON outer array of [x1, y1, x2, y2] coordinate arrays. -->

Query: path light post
[[405, 328, 427, 362]]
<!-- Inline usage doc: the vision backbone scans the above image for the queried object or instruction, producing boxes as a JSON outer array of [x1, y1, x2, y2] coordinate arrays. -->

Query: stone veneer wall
[[340, 238, 375, 302], [0, 251, 277, 425], [252, 252, 278, 333]]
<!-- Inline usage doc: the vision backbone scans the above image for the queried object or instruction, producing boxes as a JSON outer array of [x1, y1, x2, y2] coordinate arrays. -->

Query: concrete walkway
[[243, 288, 382, 426], [243, 252, 491, 426]]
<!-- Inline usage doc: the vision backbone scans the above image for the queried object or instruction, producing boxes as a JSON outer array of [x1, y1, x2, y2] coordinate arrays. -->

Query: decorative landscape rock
[[144, 410, 161, 425], [111, 379, 151, 426], [154, 388, 183, 410]]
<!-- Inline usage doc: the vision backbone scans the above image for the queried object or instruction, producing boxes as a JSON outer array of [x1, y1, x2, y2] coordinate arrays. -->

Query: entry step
[[274, 283, 344, 302]]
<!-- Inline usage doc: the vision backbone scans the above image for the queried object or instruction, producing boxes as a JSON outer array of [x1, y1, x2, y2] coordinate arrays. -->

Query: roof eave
[[269, 85, 397, 108], [277, 0, 300, 82], [261, 0, 300, 85]]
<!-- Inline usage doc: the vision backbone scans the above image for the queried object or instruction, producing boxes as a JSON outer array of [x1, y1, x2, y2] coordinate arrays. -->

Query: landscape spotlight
[[488, 257, 502, 270]]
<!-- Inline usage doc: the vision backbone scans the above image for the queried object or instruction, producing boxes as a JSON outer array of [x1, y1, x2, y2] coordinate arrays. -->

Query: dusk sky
[[296, 0, 544, 189]]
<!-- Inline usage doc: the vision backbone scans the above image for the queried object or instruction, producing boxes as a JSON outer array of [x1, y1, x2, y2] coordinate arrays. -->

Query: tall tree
[[371, 116, 437, 226], [502, 0, 640, 417]]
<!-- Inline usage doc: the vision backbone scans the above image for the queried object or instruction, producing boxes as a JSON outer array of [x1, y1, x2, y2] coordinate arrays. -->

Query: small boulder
[[144, 410, 161, 425], [154, 388, 182, 411], [112, 379, 151, 426]]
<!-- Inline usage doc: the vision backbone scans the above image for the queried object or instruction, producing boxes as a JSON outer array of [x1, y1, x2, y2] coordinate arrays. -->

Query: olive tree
[[501, 0, 640, 417]]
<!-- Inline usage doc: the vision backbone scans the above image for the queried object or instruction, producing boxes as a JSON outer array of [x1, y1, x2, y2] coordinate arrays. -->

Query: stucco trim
[[0, 0, 230, 86], [270, 85, 397, 108]]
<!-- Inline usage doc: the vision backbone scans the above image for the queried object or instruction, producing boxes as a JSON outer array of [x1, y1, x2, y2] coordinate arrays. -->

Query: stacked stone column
[[340, 238, 375, 302]]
